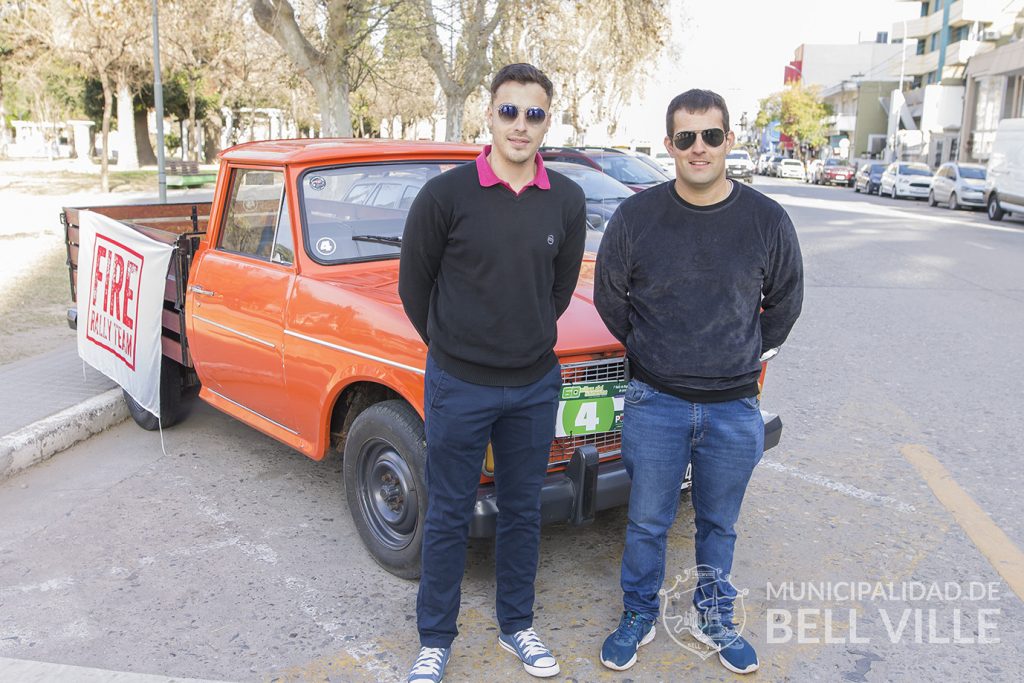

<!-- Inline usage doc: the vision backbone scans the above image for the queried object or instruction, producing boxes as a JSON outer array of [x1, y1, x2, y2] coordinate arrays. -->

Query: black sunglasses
[[673, 128, 726, 150], [496, 103, 547, 125]]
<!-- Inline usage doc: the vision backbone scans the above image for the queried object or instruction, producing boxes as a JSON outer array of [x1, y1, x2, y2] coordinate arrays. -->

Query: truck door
[[186, 167, 298, 433]]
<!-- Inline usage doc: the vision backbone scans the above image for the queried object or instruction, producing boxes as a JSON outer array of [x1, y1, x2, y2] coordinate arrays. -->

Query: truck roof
[[219, 138, 483, 165]]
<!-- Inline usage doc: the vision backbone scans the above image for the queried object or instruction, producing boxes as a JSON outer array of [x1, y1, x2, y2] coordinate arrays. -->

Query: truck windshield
[[300, 162, 463, 263]]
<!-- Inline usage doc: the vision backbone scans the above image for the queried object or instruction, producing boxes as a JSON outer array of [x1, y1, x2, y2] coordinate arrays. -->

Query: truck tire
[[344, 400, 427, 579], [123, 358, 184, 430], [988, 195, 1005, 221]]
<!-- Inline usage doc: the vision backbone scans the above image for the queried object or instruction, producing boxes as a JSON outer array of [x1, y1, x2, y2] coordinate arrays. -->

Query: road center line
[[760, 459, 917, 513], [901, 444, 1024, 600]]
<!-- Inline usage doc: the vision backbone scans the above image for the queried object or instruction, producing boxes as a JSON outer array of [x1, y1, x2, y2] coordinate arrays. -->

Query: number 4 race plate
[[555, 381, 627, 438]]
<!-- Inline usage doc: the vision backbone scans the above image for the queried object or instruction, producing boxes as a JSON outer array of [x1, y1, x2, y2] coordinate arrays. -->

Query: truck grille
[[549, 356, 625, 467], [559, 356, 626, 384]]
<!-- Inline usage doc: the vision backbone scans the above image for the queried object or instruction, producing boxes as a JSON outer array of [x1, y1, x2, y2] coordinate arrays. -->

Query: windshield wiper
[[352, 234, 403, 246]]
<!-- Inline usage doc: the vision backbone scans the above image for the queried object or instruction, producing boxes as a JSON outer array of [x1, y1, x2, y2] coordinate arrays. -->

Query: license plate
[[837, 175, 847, 179], [556, 381, 626, 437]]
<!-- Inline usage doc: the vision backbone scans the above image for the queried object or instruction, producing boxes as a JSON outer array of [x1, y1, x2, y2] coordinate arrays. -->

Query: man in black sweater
[[594, 90, 803, 675], [399, 63, 586, 683]]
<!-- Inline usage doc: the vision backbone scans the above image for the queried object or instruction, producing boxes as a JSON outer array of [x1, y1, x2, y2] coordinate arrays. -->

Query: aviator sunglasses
[[673, 128, 726, 151], [496, 103, 547, 125]]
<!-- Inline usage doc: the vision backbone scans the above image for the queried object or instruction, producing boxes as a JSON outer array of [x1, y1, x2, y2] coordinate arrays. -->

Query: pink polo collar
[[475, 144, 551, 195]]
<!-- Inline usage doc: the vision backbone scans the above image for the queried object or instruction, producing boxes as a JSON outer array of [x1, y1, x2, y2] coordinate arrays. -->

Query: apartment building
[[959, 13, 1024, 161], [779, 39, 904, 155], [821, 79, 901, 159], [890, 0, 1022, 166]]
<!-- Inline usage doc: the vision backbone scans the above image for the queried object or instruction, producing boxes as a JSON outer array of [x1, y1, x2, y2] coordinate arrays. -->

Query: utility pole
[[152, 0, 167, 202]]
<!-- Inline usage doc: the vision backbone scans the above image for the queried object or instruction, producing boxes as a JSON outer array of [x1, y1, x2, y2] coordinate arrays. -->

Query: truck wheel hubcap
[[359, 441, 418, 549]]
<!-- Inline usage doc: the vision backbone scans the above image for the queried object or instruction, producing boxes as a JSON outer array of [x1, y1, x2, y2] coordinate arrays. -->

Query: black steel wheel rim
[[356, 439, 418, 550]]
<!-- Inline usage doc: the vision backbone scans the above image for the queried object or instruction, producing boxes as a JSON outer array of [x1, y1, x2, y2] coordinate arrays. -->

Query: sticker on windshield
[[439, 164, 457, 173], [315, 237, 336, 256], [308, 175, 326, 191]]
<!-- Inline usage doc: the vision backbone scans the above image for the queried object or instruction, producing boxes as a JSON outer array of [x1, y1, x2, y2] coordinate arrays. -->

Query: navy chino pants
[[416, 354, 562, 648]]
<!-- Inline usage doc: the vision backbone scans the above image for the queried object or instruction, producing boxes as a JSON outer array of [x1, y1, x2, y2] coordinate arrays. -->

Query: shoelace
[[513, 628, 550, 659], [618, 611, 651, 640], [410, 647, 446, 675], [701, 616, 740, 644]]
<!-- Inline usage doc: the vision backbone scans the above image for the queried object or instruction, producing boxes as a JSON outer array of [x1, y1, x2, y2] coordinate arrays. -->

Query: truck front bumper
[[468, 412, 783, 537]]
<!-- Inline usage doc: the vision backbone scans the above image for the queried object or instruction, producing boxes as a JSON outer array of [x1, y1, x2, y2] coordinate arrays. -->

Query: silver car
[[880, 162, 933, 200], [928, 162, 987, 210]]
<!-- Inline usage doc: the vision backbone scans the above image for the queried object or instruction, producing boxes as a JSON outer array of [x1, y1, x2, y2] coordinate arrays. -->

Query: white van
[[984, 118, 1024, 221]]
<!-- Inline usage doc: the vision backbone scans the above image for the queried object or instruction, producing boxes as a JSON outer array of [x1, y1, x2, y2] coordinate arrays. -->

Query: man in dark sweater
[[594, 90, 803, 675], [399, 63, 586, 683]]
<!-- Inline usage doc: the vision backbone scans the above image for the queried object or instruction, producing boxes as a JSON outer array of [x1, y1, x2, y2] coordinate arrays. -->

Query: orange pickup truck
[[64, 139, 782, 578]]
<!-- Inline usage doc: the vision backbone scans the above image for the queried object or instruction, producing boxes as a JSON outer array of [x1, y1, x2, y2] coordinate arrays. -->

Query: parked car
[[342, 173, 426, 210], [854, 162, 887, 194], [778, 158, 806, 180], [768, 155, 785, 177], [545, 161, 633, 251], [805, 159, 823, 184], [879, 162, 933, 199], [725, 150, 754, 183], [539, 147, 670, 192], [653, 151, 675, 175], [756, 154, 774, 175], [984, 118, 1024, 221], [818, 158, 856, 187], [929, 162, 987, 210], [627, 149, 671, 176]]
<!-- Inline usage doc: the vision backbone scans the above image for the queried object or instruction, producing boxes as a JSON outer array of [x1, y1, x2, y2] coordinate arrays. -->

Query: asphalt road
[[1, 176, 1023, 682]]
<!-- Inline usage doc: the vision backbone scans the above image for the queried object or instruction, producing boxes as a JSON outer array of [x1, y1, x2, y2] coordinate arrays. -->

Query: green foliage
[[82, 74, 203, 125], [756, 84, 831, 156], [3, 57, 84, 122], [165, 131, 181, 156]]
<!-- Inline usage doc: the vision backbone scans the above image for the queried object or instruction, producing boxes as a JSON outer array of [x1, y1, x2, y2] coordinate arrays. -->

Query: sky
[[617, 0, 921, 145]]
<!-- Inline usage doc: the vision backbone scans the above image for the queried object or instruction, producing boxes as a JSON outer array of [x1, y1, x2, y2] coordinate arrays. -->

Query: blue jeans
[[619, 379, 764, 625], [416, 354, 562, 648]]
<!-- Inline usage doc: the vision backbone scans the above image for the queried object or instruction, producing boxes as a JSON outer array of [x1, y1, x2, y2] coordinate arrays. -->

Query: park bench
[[166, 160, 217, 189]]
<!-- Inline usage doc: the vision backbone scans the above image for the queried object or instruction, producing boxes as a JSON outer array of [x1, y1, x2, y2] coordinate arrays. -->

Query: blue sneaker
[[407, 646, 450, 682], [690, 613, 759, 674], [498, 627, 560, 678], [600, 610, 656, 671]]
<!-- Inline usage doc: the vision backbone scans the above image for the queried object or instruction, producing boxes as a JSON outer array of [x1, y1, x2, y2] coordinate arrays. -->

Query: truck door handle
[[189, 284, 218, 297]]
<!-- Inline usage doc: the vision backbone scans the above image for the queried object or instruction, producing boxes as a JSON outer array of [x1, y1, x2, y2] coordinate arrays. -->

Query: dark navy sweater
[[399, 162, 587, 386], [594, 180, 803, 401]]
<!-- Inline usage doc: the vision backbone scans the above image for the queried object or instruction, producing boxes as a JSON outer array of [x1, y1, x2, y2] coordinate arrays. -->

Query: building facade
[[890, 0, 1022, 165], [958, 27, 1024, 161], [781, 39, 905, 156], [822, 79, 901, 159]]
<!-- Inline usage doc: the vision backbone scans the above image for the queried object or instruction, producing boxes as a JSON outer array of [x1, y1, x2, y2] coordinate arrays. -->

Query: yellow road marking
[[902, 444, 1024, 600]]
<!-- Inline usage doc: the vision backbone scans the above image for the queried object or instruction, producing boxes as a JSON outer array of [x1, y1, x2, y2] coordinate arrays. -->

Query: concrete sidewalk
[[0, 342, 127, 482]]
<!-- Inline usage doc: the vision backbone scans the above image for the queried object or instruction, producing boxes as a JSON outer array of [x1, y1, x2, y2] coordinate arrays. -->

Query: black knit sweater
[[399, 162, 586, 386], [594, 180, 803, 401]]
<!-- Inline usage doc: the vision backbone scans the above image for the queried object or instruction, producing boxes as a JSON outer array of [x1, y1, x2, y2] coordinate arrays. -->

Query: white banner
[[76, 210, 174, 417]]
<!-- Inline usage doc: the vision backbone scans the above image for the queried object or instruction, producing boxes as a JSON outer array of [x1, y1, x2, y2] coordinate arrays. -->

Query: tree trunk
[[444, 91, 465, 142], [134, 108, 156, 166], [187, 78, 198, 161], [99, 72, 112, 192], [203, 112, 222, 162], [250, 0, 353, 138], [312, 75, 352, 137], [116, 76, 139, 170]]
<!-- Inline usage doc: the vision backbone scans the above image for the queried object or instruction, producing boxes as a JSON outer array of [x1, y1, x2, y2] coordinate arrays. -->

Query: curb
[[0, 388, 128, 483]]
